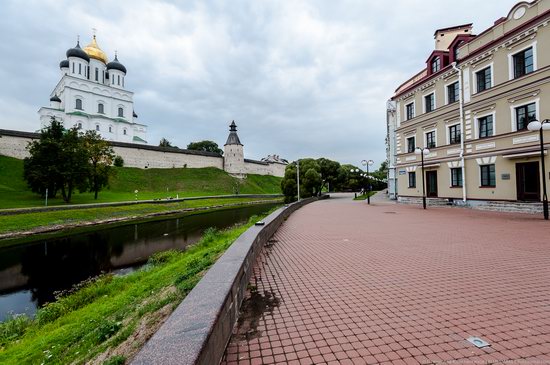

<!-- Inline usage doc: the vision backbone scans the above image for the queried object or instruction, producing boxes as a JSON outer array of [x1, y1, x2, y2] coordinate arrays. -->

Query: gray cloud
[[0, 0, 519, 166]]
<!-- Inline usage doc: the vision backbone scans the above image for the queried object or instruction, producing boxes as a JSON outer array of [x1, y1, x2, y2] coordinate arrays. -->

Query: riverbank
[[0, 210, 275, 365], [0, 197, 282, 243], [0, 155, 282, 209]]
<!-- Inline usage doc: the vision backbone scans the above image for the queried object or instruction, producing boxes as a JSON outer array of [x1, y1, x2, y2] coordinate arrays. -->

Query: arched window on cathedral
[[95, 124, 100, 131], [75, 99, 83, 110], [98, 103, 104, 114], [109, 125, 112, 133], [118, 107, 124, 118], [77, 123, 82, 129], [123, 128, 127, 135]]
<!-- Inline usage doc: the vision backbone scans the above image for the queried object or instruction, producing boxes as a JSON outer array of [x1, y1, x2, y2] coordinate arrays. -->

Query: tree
[[317, 158, 340, 192], [159, 138, 177, 148], [58, 126, 89, 202], [186, 140, 223, 155], [303, 168, 322, 196], [113, 155, 124, 167], [82, 130, 115, 199], [23, 118, 65, 198]]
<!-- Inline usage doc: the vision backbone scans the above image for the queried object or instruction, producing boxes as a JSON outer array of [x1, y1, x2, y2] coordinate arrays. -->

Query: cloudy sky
[[0, 0, 519, 166]]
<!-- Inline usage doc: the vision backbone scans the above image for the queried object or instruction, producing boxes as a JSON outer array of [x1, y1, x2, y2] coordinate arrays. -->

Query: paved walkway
[[222, 193, 550, 364]]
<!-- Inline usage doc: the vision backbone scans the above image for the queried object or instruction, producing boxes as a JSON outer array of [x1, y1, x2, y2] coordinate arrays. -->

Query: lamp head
[[368, 159, 374, 166], [527, 120, 542, 131]]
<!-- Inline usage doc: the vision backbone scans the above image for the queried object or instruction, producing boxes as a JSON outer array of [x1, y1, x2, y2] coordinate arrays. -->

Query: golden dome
[[83, 35, 108, 64]]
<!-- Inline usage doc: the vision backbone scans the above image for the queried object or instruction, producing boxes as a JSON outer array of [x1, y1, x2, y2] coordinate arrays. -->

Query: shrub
[[113, 156, 124, 167], [103, 355, 126, 365], [0, 314, 31, 346]]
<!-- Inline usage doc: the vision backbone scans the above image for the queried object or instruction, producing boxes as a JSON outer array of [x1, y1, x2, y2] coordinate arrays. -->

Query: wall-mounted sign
[[399, 170, 406, 175], [501, 173, 510, 180]]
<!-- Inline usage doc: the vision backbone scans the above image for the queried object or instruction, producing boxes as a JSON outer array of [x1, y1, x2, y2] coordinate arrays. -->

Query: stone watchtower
[[224, 121, 246, 177]]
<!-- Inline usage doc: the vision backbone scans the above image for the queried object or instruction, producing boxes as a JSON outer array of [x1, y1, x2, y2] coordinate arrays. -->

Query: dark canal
[[0, 203, 277, 321]]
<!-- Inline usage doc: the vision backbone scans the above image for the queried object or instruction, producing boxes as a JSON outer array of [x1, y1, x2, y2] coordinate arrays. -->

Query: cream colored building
[[388, 0, 550, 211]]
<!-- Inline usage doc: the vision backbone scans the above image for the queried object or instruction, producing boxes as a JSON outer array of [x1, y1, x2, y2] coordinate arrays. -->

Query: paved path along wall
[[131, 196, 324, 365], [222, 192, 550, 364]]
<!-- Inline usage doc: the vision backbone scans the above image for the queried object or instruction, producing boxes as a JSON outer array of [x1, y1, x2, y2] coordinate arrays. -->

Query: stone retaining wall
[[131, 196, 326, 365]]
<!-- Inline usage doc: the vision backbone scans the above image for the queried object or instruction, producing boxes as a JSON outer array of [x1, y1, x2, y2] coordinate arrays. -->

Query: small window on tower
[[75, 98, 83, 110], [95, 68, 99, 81], [78, 63, 82, 75], [78, 123, 82, 129], [118, 75, 120, 85], [98, 103, 104, 114], [123, 129, 127, 135], [109, 126, 112, 133], [118, 107, 124, 117], [95, 124, 100, 131]]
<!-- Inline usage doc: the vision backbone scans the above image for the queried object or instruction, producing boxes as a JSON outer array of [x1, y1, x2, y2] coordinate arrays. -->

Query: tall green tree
[[186, 140, 223, 155], [23, 118, 65, 198], [317, 158, 340, 192], [82, 130, 115, 199], [58, 126, 89, 202]]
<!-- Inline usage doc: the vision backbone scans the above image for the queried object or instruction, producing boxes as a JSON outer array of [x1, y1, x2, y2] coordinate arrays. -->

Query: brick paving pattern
[[222, 193, 550, 364]]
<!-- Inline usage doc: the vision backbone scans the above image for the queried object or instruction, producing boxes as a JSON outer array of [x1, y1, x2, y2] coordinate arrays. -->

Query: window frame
[[95, 124, 100, 132], [513, 102, 537, 132], [508, 41, 537, 80], [475, 112, 495, 139], [447, 123, 461, 145], [97, 103, 104, 114], [425, 130, 437, 149], [423, 92, 436, 113], [408, 172, 416, 188], [475, 64, 493, 93], [406, 136, 416, 153], [450, 167, 463, 187], [118, 107, 124, 118], [431, 57, 441, 73], [480, 164, 496, 187], [405, 101, 415, 120], [75, 98, 83, 110], [446, 81, 459, 104]]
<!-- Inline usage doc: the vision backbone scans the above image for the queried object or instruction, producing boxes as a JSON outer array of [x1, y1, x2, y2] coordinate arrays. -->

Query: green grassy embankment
[[0, 197, 281, 238], [0, 155, 282, 209], [0, 211, 275, 365]]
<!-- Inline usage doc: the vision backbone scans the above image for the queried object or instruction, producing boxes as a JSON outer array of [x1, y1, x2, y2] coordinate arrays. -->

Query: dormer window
[[431, 57, 441, 73]]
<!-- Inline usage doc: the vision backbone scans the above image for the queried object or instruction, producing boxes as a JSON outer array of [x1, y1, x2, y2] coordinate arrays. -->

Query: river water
[[0, 203, 277, 321]]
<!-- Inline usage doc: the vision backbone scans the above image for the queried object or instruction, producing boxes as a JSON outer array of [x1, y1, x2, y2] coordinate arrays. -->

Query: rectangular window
[[451, 168, 462, 187], [513, 47, 533, 78], [447, 82, 459, 103], [407, 137, 415, 153], [78, 63, 82, 75], [118, 75, 120, 85], [476, 67, 491, 92], [431, 57, 440, 73], [448, 124, 461, 144], [480, 164, 496, 187], [478, 115, 494, 138], [515, 103, 536, 131], [425, 93, 435, 113], [95, 68, 99, 81], [408, 172, 416, 188], [426, 131, 436, 148], [406, 103, 415, 120], [72, 62, 75, 73], [95, 125, 100, 131]]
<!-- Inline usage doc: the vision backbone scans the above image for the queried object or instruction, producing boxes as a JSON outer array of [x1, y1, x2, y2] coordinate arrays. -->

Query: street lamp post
[[415, 147, 430, 209], [297, 159, 300, 202], [527, 119, 550, 220], [361, 160, 374, 204]]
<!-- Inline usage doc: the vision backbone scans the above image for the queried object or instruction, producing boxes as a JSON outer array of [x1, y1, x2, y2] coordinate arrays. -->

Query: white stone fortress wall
[[0, 130, 285, 177]]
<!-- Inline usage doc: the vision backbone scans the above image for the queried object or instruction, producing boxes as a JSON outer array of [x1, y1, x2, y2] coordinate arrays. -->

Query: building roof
[[433, 23, 473, 36], [66, 41, 90, 62], [83, 35, 108, 64], [107, 54, 127, 74], [225, 120, 242, 146]]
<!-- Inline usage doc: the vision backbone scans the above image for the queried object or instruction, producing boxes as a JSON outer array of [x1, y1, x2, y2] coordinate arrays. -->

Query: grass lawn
[[0, 155, 282, 209], [353, 191, 377, 200], [0, 197, 281, 238], [0, 210, 275, 365]]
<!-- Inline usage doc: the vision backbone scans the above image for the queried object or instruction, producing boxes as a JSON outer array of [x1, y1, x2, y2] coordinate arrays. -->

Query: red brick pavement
[[221, 193, 550, 365]]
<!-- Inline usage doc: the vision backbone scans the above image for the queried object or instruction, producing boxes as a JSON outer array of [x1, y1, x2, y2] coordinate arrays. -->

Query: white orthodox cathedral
[[38, 35, 147, 144]]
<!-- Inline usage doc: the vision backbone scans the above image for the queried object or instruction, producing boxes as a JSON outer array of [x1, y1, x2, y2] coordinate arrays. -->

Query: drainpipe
[[452, 62, 467, 203]]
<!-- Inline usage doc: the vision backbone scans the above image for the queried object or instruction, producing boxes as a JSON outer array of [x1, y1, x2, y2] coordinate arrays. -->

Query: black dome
[[50, 94, 61, 102], [59, 59, 69, 69], [107, 55, 127, 74], [66, 42, 90, 62]]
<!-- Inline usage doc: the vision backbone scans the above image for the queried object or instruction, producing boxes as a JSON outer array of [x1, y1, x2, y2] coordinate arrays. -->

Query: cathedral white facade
[[38, 35, 147, 144]]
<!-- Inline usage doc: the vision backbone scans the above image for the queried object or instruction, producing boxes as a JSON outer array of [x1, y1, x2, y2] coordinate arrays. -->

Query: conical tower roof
[[225, 121, 242, 145]]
